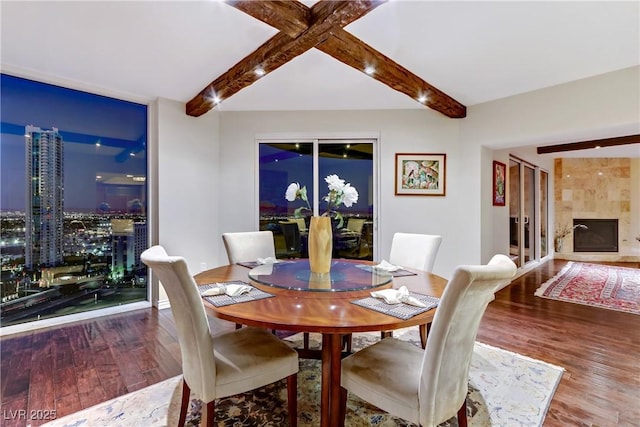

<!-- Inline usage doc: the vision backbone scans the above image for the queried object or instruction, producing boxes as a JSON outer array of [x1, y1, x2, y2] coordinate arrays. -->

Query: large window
[[258, 139, 375, 260], [0, 74, 148, 327]]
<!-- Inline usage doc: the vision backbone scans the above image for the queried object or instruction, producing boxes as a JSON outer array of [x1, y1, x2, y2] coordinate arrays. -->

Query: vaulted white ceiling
[[2, 1, 638, 112], [1, 1, 639, 156]]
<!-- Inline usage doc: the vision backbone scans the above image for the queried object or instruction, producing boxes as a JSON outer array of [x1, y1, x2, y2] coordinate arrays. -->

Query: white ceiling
[[1, 0, 639, 155]]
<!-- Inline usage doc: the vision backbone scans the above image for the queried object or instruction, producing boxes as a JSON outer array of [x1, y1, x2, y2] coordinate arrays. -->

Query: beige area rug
[[43, 329, 564, 427]]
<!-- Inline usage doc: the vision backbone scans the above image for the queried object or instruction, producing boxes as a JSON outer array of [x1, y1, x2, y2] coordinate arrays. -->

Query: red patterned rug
[[535, 262, 640, 315]]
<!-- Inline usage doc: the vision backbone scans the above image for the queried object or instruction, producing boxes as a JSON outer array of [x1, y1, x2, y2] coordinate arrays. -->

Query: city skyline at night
[[1, 74, 149, 326]]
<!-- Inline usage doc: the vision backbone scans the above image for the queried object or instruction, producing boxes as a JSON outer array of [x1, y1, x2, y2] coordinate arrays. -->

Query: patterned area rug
[[43, 329, 563, 427], [535, 262, 640, 315]]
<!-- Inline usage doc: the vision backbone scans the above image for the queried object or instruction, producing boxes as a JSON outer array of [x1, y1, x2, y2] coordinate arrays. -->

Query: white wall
[[212, 65, 639, 278], [218, 109, 469, 278], [154, 67, 638, 283], [156, 98, 220, 303], [462, 66, 639, 149], [463, 66, 639, 263]]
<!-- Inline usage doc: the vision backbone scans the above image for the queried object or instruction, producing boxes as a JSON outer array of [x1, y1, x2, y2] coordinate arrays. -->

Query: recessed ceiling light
[[364, 65, 375, 75], [206, 88, 221, 105], [417, 94, 427, 103], [255, 67, 266, 77]]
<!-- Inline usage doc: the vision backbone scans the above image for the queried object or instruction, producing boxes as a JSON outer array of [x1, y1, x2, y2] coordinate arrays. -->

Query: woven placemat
[[199, 281, 274, 307], [236, 260, 293, 268], [352, 292, 439, 320], [355, 264, 417, 277], [236, 261, 261, 268]]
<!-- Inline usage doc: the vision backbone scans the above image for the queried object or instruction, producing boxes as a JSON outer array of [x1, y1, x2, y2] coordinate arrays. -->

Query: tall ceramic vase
[[308, 216, 333, 274], [554, 237, 563, 252]]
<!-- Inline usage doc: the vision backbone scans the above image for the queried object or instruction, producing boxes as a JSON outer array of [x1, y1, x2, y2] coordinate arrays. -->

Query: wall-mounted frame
[[395, 153, 446, 196], [492, 160, 506, 206]]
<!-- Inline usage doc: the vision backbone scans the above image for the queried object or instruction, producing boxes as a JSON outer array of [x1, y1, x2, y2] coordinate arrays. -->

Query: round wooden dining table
[[194, 259, 447, 427]]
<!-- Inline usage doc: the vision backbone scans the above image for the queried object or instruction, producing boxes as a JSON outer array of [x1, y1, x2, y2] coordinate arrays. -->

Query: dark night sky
[[1, 74, 147, 212]]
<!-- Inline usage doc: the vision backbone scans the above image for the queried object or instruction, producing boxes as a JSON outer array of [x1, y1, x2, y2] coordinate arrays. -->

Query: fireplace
[[573, 219, 618, 252]]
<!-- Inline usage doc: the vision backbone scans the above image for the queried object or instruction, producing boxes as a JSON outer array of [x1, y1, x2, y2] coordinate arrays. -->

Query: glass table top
[[248, 259, 393, 292]]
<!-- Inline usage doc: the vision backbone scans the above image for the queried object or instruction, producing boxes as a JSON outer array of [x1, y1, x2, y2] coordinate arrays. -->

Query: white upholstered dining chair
[[339, 254, 516, 427], [222, 230, 276, 264], [389, 232, 442, 272], [386, 232, 443, 346], [141, 245, 299, 427]]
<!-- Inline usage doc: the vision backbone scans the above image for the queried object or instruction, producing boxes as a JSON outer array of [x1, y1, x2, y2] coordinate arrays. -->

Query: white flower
[[284, 174, 358, 228], [325, 174, 345, 192], [342, 184, 359, 207], [285, 182, 300, 202]]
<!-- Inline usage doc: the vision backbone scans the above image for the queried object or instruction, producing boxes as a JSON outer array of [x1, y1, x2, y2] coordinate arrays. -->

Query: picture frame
[[395, 153, 446, 196], [492, 160, 506, 206]]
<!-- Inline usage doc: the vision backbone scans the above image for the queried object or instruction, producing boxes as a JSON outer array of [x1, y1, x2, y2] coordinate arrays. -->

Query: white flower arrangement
[[285, 174, 359, 228]]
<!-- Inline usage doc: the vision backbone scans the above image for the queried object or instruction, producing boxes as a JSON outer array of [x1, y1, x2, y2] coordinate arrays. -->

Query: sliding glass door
[[509, 156, 549, 268], [509, 159, 521, 267], [540, 170, 549, 258], [523, 164, 536, 264], [258, 139, 375, 260]]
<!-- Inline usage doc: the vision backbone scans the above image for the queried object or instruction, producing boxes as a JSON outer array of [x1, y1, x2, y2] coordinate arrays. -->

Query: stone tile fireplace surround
[[554, 158, 639, 262]]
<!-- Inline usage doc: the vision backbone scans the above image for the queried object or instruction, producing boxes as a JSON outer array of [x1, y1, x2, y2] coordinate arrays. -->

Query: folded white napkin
[[375, 259, 401, 272], [202, 283, 252, 297], [370, 285, 426, 307], [256, 257, 278, 264]]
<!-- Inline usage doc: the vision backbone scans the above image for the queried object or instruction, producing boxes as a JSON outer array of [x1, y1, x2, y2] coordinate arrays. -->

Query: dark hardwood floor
[[1, 259, 638, 427]]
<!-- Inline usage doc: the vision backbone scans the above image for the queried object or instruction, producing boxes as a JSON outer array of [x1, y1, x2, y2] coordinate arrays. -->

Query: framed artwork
[[395, 153, 446, 196], [492, 160, 506, 206]]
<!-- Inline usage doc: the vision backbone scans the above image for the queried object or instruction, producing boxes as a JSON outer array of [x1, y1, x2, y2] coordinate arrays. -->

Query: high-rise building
[[25, 125, 64, 268], [111, 219, 147, 279]]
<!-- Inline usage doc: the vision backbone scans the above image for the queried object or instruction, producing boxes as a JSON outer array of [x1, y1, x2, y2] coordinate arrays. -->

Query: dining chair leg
[[457, 398, 468, 427], [339, 386, 348, 426], [202, 400, 215, 427], [419, 323, 431, 349], [342, 334, 352, 353], [287, 373, 298, 427], [303, 332, 310, 350], [178, 379, 190, 427]]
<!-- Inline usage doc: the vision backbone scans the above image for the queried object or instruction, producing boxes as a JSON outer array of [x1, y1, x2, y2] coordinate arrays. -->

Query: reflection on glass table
[[248, 259, 392, 292]]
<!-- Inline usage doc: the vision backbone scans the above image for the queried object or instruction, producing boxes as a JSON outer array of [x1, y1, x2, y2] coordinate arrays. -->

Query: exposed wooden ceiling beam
[[316, 30, 466, 118], [225, 0, 309, 38], [186, 0, 466, 119], [536, 134, 640, 154], [187, 0, 385, 117]]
